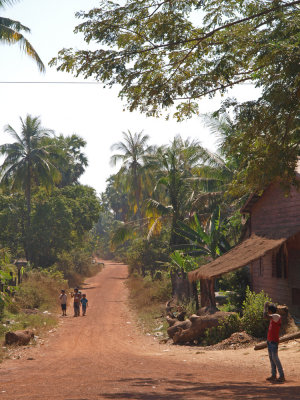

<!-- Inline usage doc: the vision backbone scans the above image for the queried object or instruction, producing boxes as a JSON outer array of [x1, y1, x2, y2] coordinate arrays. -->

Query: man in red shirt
[[263, 301, 285, 383]]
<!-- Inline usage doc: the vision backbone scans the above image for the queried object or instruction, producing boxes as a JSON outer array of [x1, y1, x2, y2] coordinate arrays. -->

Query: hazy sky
[[0, 0, 260, 194]]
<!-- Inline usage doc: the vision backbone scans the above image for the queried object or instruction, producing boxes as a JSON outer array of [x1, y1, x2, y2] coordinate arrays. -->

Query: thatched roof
[[188, 234, 286, 281]]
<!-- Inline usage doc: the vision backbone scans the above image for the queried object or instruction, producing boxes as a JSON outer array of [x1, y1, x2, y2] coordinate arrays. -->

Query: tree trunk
[[25, 162, 32, 261], [132, 165, 141, 222], [171, 270, 198, 306], [168, 312, 234, 344], [200, 278, 216, 310]]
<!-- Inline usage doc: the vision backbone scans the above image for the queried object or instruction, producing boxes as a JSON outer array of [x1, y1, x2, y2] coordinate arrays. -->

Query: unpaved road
[[0, 261, 300, 400]]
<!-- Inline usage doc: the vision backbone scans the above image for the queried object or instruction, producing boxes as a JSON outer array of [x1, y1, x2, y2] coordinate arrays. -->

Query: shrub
[[126, 272, 172, 308], [0, 296, 4, 319], [14, 269, 67, 311], [53, 249, 99, 287], [126, 238, 169, 277], [241, 287, 271, 338], [204, 313, 242, 345]]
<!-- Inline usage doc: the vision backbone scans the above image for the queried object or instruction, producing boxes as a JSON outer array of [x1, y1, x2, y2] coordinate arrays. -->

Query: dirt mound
[[212, 331, 257, 350]]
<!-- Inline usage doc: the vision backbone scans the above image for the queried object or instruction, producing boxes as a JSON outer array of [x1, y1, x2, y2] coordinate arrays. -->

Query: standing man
[[264, 301, 285, 383], [71, 288, 81, 317], [59, 289, 67, 316]]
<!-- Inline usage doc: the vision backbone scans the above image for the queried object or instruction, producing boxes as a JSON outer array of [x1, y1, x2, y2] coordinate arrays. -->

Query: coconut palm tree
[[147, 135, 206, 246], [110, 130, 154, 221], [0, 0, 45, 72], [0, 115, 60, 235]]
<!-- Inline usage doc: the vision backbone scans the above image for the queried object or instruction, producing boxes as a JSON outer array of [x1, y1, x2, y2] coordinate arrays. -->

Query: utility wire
[[0, 81, 101, 84]]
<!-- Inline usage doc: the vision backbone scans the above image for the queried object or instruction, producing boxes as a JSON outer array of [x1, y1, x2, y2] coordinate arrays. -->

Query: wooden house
[[189, 176, 300, 317]]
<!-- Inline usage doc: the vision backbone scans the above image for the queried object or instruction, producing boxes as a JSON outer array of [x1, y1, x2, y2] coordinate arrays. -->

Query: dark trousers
[[74, 302, 80, 316]]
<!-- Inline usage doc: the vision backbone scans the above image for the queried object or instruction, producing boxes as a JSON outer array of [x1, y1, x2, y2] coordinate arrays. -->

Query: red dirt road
[[0, 261, 299, 400]]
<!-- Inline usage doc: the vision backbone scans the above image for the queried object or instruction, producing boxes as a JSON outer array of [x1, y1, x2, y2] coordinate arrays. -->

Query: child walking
[[71, 288, 81, 317], [59, 289, 67, 316], [264, 301, 285, 383], [80, 294, 88, 316]]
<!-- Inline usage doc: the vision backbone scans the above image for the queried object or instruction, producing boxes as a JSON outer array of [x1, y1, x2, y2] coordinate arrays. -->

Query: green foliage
[[0, 296, 4, 319], [168, 251, 198, 274], [204, 313, 242, 346], [218, 267, 250, 311], [218, 94, 300, 195], [126, 237, 169, 277], [0, 185, 100, 268], [241, 287, 271, 338], [176, 208, 232, 259], [51, 1, 300, 118], [49, 134, 88, 187], [30, 185, 100, 267], [110, 130, 154, 221], [51, 0, 300, 190], [53, 247, 98, 287]]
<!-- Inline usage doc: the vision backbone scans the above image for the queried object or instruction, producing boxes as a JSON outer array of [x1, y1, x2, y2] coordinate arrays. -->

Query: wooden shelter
[[189, 174, 300, 316]]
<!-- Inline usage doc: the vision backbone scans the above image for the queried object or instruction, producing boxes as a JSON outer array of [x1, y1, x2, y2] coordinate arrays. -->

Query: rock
[[5, 330, 34, 346]]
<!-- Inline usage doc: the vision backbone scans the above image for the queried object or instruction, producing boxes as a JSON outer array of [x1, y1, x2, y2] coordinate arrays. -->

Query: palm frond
[[0, 24, 45, 72], [110, 223, 135, 248]]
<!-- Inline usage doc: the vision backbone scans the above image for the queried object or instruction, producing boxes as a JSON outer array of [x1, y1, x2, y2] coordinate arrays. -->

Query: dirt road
[[0, 261, 299, 399]]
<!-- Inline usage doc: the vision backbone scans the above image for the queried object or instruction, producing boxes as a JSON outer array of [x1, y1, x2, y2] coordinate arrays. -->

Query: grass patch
[[125, 273, 171, 336]]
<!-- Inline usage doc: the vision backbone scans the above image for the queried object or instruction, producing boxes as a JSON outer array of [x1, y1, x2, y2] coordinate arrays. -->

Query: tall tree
[[111, 130, 153, 221], [148, 135, 209, 246], [51, 0, 300, 118], [0, 0, 45, 71], [0, 115, 59, 257], [48, 134, 88, 187]]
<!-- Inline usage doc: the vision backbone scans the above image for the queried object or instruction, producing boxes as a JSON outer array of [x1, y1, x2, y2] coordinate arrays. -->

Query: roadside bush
[[126, 237, 169, 277], [14, 269, 67, 311], [127, 272, 172, 308], [53, 249, 98, 287], [0, 296, 4, 319], [241, 287, 271, 338], [203, 313, 242, 345]]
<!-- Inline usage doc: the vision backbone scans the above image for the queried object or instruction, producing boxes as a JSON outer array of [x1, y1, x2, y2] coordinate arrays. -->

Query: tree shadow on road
[[100, 376, 300, 400]]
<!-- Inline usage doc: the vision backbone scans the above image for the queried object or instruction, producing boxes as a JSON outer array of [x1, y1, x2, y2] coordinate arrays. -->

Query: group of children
[[59, 288, 88, 317]]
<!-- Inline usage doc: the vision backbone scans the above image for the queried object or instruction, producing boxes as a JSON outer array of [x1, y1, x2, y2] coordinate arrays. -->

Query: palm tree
[[0, 115, 60, 237], [0, 0, 45, 72], [111, 130, 153, 221], [147, 135, 205, 246], [46, 134, 88, 187]]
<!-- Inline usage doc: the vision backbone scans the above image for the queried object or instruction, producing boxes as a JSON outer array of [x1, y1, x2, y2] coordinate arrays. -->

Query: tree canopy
[[51, 0, 300, 118]]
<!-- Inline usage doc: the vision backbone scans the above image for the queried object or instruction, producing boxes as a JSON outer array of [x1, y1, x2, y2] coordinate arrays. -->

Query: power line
[[0, 81, 101, 84]]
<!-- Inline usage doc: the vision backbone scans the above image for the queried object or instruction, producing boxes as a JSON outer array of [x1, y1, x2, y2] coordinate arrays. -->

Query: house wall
[[251, 183, 300, 236], [251, 252, 291, 305], [251, 234, 300, 316]]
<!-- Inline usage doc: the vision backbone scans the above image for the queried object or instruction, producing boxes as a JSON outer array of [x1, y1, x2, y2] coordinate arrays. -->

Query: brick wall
[[251, 183, 300, 236], [251, 234, 300, 315]]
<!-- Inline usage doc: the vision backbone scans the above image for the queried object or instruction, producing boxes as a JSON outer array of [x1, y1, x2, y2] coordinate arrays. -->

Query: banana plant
[[175, 207, 231, 259]]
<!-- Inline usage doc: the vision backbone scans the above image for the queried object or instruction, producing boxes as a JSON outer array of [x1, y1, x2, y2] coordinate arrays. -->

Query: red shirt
[[267, 315, 281, 342]]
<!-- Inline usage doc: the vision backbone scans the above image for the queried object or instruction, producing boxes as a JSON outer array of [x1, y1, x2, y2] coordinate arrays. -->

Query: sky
[[0, 0, 260, 195]]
